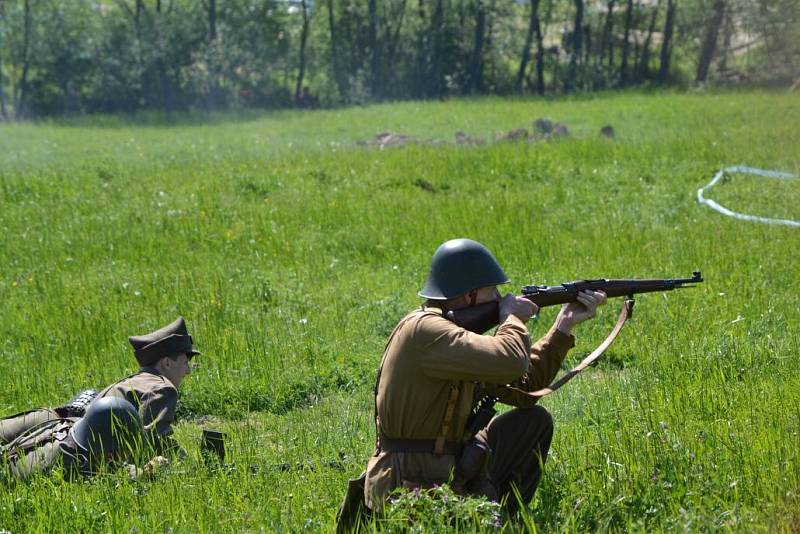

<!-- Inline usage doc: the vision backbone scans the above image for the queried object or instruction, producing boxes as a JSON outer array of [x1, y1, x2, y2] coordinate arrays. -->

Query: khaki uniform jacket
[[365, 308, 575, 510], [96, 367, 180, 455]]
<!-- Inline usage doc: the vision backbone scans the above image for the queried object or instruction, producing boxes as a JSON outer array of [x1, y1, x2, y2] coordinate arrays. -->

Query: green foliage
[[1, 1, 798, 118], [380, 485, 503, 533]]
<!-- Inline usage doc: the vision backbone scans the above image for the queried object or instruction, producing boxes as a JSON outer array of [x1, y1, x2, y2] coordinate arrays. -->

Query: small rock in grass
[[498, 128, 529, 142], [551, 123, 569, 137], [454, 130, 485, 146], [533, 118, 553, 134], [375, 131, 417, 148]]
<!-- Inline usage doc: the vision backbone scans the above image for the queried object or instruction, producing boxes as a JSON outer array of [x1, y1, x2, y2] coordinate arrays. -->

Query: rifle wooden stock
[[445, 272, 703, 334]]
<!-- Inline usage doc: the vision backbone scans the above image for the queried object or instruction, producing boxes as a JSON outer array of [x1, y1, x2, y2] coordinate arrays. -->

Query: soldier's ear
[[154, 356, 171, 372]]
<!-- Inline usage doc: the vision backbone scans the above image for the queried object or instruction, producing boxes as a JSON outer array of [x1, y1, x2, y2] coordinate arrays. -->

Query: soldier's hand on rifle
[[499, 293, 538, 324], [144, 455, 170, 476], [555, 290, 607, 334], [128, 456, 171, 480]]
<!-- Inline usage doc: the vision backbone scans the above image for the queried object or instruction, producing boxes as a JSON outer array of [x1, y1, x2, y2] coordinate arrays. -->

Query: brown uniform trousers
[[0, 419, 84, 482], [479, 405, 554, 514], [1, 367, 179, 455], [0, 409, 60, 446], [364, 307, 574, 513]]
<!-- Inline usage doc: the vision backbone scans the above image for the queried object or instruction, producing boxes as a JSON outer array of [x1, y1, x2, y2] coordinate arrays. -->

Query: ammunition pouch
[[55, 389, 99, 418]]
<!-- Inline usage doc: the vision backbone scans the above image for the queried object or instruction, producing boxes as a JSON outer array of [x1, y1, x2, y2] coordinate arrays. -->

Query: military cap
[[419, 238, 509, 300], [129, 316, 200, 366]]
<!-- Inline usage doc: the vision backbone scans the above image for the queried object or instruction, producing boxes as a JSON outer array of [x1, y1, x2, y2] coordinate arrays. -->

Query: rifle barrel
[[445, 271, 703, 334]]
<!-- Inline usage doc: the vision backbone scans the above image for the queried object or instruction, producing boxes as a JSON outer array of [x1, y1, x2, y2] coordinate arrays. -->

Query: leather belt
[[379, 437, 462, 456]]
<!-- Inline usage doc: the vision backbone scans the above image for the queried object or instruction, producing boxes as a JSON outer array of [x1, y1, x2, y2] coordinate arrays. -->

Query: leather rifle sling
[[501, 298, 635, 402]]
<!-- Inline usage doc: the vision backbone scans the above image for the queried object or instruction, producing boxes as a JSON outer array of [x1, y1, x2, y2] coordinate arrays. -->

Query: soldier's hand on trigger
[[555, 290, 607, 334], [499, 293, 538, 324]]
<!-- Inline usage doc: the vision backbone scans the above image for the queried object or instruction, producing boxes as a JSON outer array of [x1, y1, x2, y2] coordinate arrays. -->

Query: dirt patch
[[375, 131, 419, 148], [454, 130, 486, 146], [496, 128, 529, 142], [414, 178, 437, 193], [356, 119, 575, 150]]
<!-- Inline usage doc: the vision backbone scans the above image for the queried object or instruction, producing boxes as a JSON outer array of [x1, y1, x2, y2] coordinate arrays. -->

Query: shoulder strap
[[502, 298, 635, 401]]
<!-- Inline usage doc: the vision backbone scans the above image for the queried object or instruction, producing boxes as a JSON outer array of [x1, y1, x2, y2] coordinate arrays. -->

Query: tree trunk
[[413, 0, 427, 98], [368, 0, 379, 98], [295, 0, 310, 103], [566, 0, 583, 92], [583, 22, 591, 66], [517, 0, 542, 93], [484, 0, 497, 88], [135, 0, 147, 109], [0, 1, 7, 120], [657, 0, 676, 83], [384, 0, 408, 95], [717, 11, 733, 73], [15, 0, 32, 119], [468, 0, 487, 94], [204, 0, 221, 109], [598, 0, 614, 85], [533, 3, 545, 95], [208, 0, 216, 40], [428, 0, 445, 97], [619, 0, 633, 87], [155, 0, 173, 111], [0, 56, 7, 121], [543, 0, 558, 93], [696, 0, 726, 82], [326, 0, 347, 100], [637, 4, 659, 81]]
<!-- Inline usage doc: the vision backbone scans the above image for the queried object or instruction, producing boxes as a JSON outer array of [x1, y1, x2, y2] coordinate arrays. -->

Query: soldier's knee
[[526, 405, 553, 431]]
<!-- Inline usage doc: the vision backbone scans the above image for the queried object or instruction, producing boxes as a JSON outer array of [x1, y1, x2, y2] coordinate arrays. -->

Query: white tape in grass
[[697, 166, 800, 228]]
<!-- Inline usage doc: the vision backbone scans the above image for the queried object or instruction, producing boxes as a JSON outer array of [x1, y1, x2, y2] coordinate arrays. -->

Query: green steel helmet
[[69, 397, 143, 458], [419, 238, 509, 300]]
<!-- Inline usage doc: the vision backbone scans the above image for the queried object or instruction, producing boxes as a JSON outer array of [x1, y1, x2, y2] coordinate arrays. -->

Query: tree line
[[0, 0, 797, 119]]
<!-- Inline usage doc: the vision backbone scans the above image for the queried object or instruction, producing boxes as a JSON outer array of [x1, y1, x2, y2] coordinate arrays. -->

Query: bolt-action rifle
[[446, 271, 704, 334]]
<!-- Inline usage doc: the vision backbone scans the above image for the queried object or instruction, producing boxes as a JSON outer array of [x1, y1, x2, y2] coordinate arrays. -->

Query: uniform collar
[[139, 366, 165, 377]]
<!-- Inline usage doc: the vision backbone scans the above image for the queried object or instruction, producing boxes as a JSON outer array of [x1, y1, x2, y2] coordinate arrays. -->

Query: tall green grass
[[1, 90, 798, 532]]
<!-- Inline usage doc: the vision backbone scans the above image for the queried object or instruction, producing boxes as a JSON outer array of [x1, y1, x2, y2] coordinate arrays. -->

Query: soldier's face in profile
[[161, 353, 192, 388]]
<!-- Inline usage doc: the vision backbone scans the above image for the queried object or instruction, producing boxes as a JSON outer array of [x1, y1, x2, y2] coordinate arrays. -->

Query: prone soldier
[[338, 238, 607, 529], [0, 317, 200, 457], [1, 397, 143, 482]]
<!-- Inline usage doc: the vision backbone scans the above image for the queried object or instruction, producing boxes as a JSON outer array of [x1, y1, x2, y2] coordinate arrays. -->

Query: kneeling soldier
[[1, 397, 143, 481], [338, 239, 606, 529], [0, 317, 200, 457]]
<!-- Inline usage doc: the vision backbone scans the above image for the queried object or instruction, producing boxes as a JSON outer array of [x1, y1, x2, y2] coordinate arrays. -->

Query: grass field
[[1, 90, 799, 532]]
